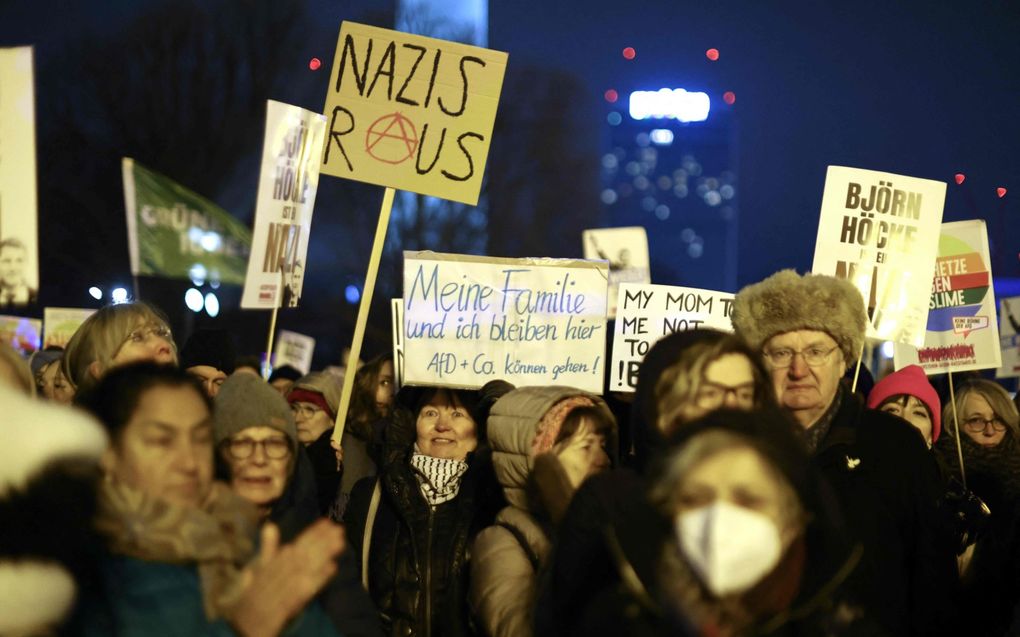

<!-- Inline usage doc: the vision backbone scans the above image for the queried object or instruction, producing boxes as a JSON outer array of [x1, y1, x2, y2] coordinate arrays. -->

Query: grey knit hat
[[213, 373, 297, 447], [731, 269, 867, 362]]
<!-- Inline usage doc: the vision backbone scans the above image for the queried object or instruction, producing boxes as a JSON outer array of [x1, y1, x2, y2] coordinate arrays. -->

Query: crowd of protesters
[[4, 268, 1020, 637]]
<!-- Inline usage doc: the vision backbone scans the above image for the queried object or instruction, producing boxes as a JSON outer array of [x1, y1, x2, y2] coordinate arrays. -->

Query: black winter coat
[[344, 411, 503, 637], [813, 386, 960, 637]]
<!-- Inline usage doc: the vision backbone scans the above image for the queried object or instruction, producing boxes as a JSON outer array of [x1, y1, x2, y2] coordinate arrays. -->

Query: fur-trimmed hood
[[731, 269, 867, 362]]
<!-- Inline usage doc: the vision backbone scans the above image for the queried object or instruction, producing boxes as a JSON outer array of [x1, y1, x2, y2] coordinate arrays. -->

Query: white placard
[[582, 226, 651, 319], [43, 307, 96, 349], [812, 166, 945, 347], [610, 282, 734, 392], [402, 251, 609, 392], [242, 100, 327, 309], [273, 329, 315, 375], [997, 297, 1020, 379], [0, 47, 38, 308], [894, 220, 1000, 374]]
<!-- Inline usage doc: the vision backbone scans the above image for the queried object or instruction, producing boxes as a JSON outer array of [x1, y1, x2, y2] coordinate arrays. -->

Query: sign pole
[[948, 371, 967, 487], [332, 187, 396, 442], [262, 267, 285, 379]]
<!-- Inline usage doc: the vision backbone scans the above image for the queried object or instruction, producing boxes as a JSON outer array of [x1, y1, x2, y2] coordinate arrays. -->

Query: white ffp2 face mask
[[675, 500, 782, 596]]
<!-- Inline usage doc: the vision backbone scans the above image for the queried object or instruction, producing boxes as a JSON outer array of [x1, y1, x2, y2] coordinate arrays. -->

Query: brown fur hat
[[731, 269, 866, 362]]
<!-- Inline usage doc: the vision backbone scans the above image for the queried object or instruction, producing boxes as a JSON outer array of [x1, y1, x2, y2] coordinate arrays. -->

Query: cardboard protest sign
[[812, 166, 945, 347], [610, 283, 734, 392], [122, 158, 252, 285], [583, 227, 651, 319], [272, 329, 315, 375], [391, 297, 404, 390], [894, 220, 1000, 374], [0, 47, 39, 308], [402, 252, 608, 392], [0, 314, 41, 355], [996, 297, 1020, 379], [43, 307, 95, 349], [241, 101, 326, 309], [321, 22, 508, 205]]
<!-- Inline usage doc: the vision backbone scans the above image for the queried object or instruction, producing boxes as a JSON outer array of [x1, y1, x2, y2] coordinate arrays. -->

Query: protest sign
[[610, 283, 734, 392], [0, 47, 39, 308], [272, 329, 315, 375], [43, 307, 95, 349], [583, 227, 651, 319], [391, 298, 404, 390], [122, 158, 252, 285], [241, 101, 326, 309], [894, 220, 1000, 374], [996, 297, 1020, 379], [402, 252, 608, 393], [320, 21, 508, 205], [0, 314, 41, 355], [812, 166, 945, 347]]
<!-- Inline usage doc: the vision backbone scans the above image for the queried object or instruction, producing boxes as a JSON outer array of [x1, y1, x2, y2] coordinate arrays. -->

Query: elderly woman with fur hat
[[731, 269, 959, 637], [469, 386, 616, 637]]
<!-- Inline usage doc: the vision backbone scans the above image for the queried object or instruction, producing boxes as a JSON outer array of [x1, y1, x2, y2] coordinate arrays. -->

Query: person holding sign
[[62, 301, 177, 395], [933, 380, 1020, 636], [732, 269, 959, 637], [344, 383, 508, 637]]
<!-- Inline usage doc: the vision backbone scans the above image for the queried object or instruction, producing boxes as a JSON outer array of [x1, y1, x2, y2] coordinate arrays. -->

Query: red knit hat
[[867, 365, 941, 442]]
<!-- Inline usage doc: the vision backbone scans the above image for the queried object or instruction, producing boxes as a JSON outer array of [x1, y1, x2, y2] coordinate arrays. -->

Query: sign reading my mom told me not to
[[402, 252, 609, 394], [321, 22, 508, 206], [610, 283, 734, 392]]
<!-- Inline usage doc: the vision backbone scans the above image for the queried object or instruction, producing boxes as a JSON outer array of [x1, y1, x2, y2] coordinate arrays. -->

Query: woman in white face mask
[[569, 408, 878, 637]]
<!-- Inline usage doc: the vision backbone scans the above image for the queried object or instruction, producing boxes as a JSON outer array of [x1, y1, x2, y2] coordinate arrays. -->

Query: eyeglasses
[[290, 403, 323, 419], [962, 416, 1007, 433], [225, 436, 292, 460], [762, 345, 839, 368], [123, 325, 173, 346], [694, 381, 756, 409]]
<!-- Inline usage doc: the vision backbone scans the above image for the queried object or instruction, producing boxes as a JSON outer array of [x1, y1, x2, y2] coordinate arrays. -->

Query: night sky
[[2, 0, 1018, 364]]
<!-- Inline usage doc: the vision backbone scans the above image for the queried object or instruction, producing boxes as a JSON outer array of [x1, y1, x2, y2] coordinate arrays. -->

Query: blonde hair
[[943, 379, 1020, 440], [0, 342, 34, 396], [62, 302, 176, 393]]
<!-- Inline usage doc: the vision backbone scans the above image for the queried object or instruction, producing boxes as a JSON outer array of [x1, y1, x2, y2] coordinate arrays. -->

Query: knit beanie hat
[[214, 374, 297, 448], [867, 365, 941, 442], [180, 329, 236, 374], [288, 372, 343, 419], [731, 269, 867, 362]]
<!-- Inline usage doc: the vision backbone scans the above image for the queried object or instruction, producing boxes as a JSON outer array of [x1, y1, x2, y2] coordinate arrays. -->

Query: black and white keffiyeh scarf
[[410, 446, 469, 507]]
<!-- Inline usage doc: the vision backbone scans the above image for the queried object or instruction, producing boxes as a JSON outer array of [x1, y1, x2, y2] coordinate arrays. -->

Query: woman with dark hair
[[332, 353, 396, 519], [344, 382, 509, 637], [72, 362, 344, 636]]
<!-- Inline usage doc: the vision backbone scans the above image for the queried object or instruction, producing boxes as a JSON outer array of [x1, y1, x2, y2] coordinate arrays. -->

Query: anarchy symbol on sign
[[364, 112, 419, 164]]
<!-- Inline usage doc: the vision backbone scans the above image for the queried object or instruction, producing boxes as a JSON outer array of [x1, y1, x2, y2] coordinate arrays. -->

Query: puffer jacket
[[470, 386, 616, 637], [344, 406, 503, 637]]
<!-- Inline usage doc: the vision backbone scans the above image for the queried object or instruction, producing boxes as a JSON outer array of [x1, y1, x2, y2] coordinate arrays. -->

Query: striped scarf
[[410, 447, 469, 507]]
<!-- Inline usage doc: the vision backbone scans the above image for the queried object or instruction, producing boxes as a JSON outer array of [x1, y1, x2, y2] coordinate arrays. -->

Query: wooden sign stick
[[262, 266, 285, 379], [332, 187, 396, 442]]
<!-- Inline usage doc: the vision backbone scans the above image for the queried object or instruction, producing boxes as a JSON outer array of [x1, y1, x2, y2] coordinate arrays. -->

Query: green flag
[[122, 157, 252, 285]]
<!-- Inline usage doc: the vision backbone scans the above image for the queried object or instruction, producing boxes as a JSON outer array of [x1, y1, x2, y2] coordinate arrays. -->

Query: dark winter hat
[[269, 365, 303, 383], [214, 373, 297, 448], [179, 329, 236, 374], [731, 269, 866, 362], [29, 349, 62, 378], [867, 365, 941, 442]]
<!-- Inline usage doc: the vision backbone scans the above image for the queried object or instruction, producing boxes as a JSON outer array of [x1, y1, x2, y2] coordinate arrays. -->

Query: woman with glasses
[[287, 371, 345, 515], [933, 379, 1020, 636], [62, 301, 177, 395]]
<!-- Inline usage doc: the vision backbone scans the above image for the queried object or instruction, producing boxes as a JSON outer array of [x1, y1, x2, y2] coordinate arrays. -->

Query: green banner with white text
[[122, 158, 252, 285]]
